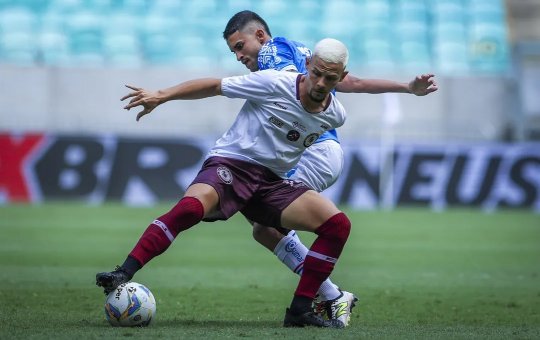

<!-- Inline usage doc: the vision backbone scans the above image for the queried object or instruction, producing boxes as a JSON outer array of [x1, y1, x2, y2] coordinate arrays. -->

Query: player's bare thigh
[[184, 183, 220, 218], [280, 190, 341, 232]]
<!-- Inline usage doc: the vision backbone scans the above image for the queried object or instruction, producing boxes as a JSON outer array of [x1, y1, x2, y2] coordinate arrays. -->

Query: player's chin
[[309, 91, 326, 103]]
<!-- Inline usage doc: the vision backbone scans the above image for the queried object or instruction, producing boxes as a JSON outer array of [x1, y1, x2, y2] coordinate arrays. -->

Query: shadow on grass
[[157, 319, 279, 328], [80, 318, 280, 329]]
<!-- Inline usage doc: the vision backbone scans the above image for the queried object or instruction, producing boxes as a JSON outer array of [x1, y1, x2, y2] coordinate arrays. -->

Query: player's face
[[305, 56, 348, 103], [226, 30, 264, 72]]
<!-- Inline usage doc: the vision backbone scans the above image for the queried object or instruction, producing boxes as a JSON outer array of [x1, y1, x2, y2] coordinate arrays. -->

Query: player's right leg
[[97, 156, 271, 294], [96, 182, 218, 294]]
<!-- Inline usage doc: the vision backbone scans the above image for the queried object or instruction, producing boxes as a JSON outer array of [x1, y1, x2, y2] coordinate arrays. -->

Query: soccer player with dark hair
[[221, 10, 438, 325]]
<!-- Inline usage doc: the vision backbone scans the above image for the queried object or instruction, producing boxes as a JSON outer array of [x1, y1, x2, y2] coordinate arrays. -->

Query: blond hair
[[313, 38, 349, 67]]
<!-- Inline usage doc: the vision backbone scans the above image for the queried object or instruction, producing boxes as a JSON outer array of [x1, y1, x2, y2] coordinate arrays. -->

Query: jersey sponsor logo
[[269, 116, 285, 128], [287, 130, 300, 142], [217, 166, 233, 184], [293, 121, 307, 132], [283, 179, 307, 188], [286, 166, 298, 178], [303, 133, 320, 147], [273, 102, 288, 110], [320, 124, 330, 130], [283, 179, 295, 187]]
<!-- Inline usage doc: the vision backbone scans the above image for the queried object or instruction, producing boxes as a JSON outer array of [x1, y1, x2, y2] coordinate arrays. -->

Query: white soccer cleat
[[313, 290, 358, 327]]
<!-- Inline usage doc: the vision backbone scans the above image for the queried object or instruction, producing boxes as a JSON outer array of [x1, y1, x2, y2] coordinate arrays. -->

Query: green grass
[[1, 203, 539, 339]]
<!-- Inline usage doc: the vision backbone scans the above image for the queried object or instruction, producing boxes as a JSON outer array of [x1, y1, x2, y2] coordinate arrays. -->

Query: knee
[[336, 214, 351, 241], [160, 196, 204, 234], [252, 223, 283, 241], [252, 223, 266, 242], [252, 223, 289, 252], [316, 212, 351, 243]]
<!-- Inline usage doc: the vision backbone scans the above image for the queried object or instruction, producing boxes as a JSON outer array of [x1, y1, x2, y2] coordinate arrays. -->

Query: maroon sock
[[129, 196, 204, 267], [294, 212, 351, 300]]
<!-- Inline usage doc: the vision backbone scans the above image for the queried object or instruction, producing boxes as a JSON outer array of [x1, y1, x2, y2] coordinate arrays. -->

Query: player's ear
[[255, 29, 266, 43], [339, 70, 349, 82]]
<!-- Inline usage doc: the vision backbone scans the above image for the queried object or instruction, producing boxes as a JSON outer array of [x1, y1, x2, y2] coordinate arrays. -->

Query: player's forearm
[[157, 78, 223, 103], [336, 75, 410, 94]]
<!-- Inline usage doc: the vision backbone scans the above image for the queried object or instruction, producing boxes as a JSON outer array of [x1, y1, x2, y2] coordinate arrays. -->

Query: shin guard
[[294, 212, 351, 299]]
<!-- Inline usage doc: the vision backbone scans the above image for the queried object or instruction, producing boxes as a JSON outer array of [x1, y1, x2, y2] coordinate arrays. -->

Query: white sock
[[273, 230, 342, 301]]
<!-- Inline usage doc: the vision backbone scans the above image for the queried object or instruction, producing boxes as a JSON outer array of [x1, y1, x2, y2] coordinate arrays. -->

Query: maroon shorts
[[190, 156, 309, 228]]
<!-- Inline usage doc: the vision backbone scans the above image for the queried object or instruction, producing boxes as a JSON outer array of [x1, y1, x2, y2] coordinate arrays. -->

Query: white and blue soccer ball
[[104, 282, 156, 327]]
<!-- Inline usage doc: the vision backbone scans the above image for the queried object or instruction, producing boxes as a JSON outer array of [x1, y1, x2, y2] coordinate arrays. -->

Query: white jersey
[[208, 69, 346, 178]]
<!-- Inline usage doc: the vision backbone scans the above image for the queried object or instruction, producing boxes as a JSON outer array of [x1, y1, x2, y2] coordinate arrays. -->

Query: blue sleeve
[[315, 129, 339, 143], [258, 39, 298, 72]]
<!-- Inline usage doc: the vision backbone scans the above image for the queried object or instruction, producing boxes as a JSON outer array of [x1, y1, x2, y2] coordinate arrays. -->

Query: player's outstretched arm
[[335, 74, 438, 96], [121, 78, 222, 121]]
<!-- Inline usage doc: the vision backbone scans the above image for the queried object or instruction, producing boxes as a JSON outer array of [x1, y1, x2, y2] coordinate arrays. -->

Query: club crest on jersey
[[287, 130, 300, 142], [303, 133, 320, 147], [217, 166, 233, 184]]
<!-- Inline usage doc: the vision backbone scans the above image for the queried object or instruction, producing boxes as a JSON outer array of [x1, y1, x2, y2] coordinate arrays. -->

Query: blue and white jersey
[[257, 37, 339, 144], [258, 37, 311, 73]]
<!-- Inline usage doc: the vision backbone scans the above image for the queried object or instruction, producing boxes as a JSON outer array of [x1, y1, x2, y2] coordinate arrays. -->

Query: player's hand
[[121, 85, 161, 121], [408, 74, 438, 96]]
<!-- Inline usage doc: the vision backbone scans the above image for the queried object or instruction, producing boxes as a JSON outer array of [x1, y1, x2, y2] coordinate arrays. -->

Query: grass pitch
[[0, 203, 539, 339]]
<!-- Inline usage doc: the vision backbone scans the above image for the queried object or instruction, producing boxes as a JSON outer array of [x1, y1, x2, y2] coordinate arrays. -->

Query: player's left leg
[[284, 140, 358, 325], [280, 190, 352, 328], [257, 223, 357, 320], [252, 223, 341, 300]]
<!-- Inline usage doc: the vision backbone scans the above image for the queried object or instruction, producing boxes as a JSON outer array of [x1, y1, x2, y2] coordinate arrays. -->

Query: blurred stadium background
[[1, 0, 538, 139], [0, 0, 538, 209]]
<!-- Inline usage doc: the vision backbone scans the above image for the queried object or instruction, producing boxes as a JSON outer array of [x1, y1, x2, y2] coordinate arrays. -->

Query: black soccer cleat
[[96, 265, 132, 295], [283, 308, 345, 328]]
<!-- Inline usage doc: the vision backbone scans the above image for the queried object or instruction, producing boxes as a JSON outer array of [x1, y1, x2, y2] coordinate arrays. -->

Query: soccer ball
[[104, 282, 156, 327]]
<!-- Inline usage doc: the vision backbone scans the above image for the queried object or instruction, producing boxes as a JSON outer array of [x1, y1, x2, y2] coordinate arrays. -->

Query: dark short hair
[[223, 10, 272, 40]]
